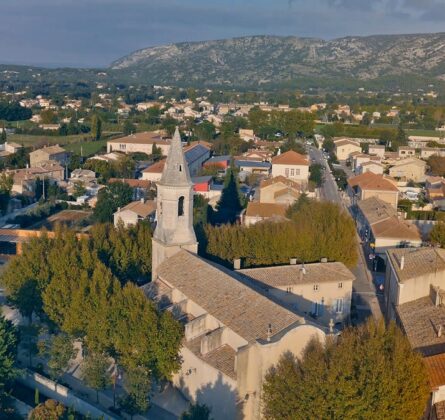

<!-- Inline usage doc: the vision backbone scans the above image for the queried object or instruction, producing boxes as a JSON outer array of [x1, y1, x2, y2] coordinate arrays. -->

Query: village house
[[356, 197, 422, 263], [141, 159, 166, 182], [420, 148, 445, 160], [368, 144, 386, 158], [348, 172, 400, 208], [6, 162, 65, 196], [398, 146, 416, 158], [109, 178, 152, 201], [184, 142, 212, 177], [271, 150, 309, 184], [334, 138, 362, 161], [243, 202, 288, 226], [259, 176, 302, 205], [203, 155, 231, 172], [0, 142, 22, 158], [238, 261, 355, 327], [239, 129, 255, 142], [113, 199, 156, 228], [107, 131, 171, 156], [29, 145, 69, 168], [388, 158, 427, 182], [357, 161, 385, 175], [235, 160, 271, 175]]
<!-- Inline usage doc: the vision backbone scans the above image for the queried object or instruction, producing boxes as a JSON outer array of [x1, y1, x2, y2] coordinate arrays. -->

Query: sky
[[1, 0, 445, 68]]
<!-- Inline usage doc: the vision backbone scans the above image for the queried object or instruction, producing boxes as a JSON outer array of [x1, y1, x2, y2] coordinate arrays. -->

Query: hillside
[[110, 33, 445, 89]]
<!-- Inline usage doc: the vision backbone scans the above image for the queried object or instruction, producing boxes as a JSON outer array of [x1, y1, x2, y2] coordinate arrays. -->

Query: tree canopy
[[94, 181, 133, 222], [0, 314, 18, 411], [262, 320, 430, 420]]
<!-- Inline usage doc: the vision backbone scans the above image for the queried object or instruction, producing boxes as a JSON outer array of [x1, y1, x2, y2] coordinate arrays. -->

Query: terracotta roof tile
[[424, 353, 445, 389], [272, 151, 309, 166], [347, 172, 399, 192], [245, 202, 288, 218], [142, 159, 166, 173]]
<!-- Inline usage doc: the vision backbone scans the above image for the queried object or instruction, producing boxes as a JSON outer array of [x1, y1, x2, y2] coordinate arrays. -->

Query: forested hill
[[110, 33, 445, 90]]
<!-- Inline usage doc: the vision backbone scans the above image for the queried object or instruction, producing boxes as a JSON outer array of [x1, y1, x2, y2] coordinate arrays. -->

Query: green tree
[[151, 143, 163, 162], [94, 181, 133, 223], [262, 320, 429, 420], [19, 324, 40, 368], [181, 403, 212, 420], [72, 181, 86, 198], [91, 114, 102, 141], [123, 120, 136, 136], [1, 122, 6, 144], [430, 222, 445, 247], [212, 169, 244, 224], [39, 334, 78, 387], [0, 314, 18, 409], [119, 366, 151, 419], [29, 399, 65, 420], [82, 352, 111, 402], [309, 163, 324, 187]]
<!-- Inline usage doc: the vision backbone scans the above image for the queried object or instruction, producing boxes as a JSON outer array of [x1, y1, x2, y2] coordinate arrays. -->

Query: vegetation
[[1, 225, 182, 406], [82, 352, 111, 403], [428, 155, 445, 177], [309, 163, 324, 187], [262, 320, 429, 420], [29, 399, 65, 420], [0, 101, 31, 121], [93, 181, 133, 222], [0, 314, 18, 412], [204, 197, 358, 268], [91, 114, 102, 141], [430, 222, 445, 247], [181, 403, 212, 420]]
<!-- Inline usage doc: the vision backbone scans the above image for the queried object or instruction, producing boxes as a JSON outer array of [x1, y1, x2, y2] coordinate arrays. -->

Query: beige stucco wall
[[368, 147, 385, 158], [259, 183, 299, 204], [389, 163, 426, 182], [335, 144, 361, 160], [361, 189, 399, 208], [141, 171, 162, 182], [107, 141, 170, 156], [113, 209, 138, 227], [267, 281, 353, 325], [271, 164, 309, 182], [374, 237, 422, 257], [359, 164, 384, 175]]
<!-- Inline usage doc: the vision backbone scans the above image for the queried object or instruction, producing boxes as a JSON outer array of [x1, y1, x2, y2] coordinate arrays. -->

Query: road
[[309, 147, 383, 323]]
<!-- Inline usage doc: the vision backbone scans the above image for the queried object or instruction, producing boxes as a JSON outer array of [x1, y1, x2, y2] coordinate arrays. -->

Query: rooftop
[[118, 200, 156, 217], [142, 159, 166, 174], [357, 196, 396, 225], [30, 145, 67, 155], [424, 353, 445, 389], [238, 262, 354, 288], [347, 172, 399, 192], [155, 250, 303, 344], [271, 151, 309, 166], [260, 176, 300, 190], [235, 160, 271, 169], [245, 202, 288, 218], [108, 178, 151, 189], [108, 131, 170, 145], [397, 296, 445, 356], [387, 248, 445, 283]]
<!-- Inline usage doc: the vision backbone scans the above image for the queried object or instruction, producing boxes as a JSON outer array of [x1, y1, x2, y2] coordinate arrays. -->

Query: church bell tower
[[151, 127, 198, 279]]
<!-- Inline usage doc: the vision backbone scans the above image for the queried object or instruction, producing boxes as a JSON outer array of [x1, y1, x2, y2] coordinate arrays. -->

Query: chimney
[[400, 256, 405, 270], [290, 258, 297, 265], [140, 197, 145, 204], [233, 258, 241, 270], [266, 324, 272, 342]]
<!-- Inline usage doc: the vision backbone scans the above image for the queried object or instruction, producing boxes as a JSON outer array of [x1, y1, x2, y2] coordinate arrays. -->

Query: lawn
[[65, 139, 107, 156], [405, 129, 443, 138], [8, 133, 88, 147]]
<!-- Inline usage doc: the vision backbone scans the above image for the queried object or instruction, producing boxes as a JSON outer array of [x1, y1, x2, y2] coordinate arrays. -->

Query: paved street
[[309, 147, 383, 323]]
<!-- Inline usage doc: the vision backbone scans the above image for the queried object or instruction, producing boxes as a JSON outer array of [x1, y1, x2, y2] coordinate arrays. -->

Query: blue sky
[[1, 0, 445, 68]]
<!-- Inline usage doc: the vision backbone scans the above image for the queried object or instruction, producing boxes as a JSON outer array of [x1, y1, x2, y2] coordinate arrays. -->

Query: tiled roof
[[334, 139, 361, 148], [235, 160, 271, 169], [424, 353, 445, 389], [347, 172, 399, 192], [108, 178, 151, 188], [397, 296, 445, 356], [357, 197, 396, 225], [371, 217, 421, 241], [119, 200, 156, 217], [260, 176, 300, 190], [156, 250, 303, 344], [108, 131, 169, 145], [390, 157, 426, 168], [30, 145, 67, 155], [245, 202, 288, 218], [387, 248, 445, 283], [142, 159, 166, 173], [238, 262, 354, 288], [272, 151, 309, 166], [185, 337, 236, 380]]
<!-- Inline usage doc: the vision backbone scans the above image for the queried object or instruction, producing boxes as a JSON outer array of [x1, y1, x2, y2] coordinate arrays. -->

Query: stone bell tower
[[151, 127, 198, 279]]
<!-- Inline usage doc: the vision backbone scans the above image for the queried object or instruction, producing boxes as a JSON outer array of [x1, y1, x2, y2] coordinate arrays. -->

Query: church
[[146, 128, 330, 419]]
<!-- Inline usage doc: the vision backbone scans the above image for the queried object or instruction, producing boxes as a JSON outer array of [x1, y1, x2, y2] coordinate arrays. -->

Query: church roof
[[159, 127, 192, 187], [156, 250, 303, 344]]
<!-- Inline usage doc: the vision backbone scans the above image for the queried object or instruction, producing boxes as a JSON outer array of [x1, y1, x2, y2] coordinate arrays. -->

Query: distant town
[[0, 70, 445, 419]]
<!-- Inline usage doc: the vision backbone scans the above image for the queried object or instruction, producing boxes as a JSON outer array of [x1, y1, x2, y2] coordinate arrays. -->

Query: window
[[179, 164, 182, 172], [286, 286, 293, 293], [311, 300, 324, 317], [285, 168, 289, 177], [295, 169, 300, 176], [335, 298, 344, 314], [338, 282, 343, 289], [313, 284, 319, 291], [178, 196, 184, 216], [290, 169, 295, 176]]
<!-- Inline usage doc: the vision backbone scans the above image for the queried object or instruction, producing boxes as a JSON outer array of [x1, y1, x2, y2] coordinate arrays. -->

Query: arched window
[[179, 164, 183, 172], [178, 196, 184, 216]]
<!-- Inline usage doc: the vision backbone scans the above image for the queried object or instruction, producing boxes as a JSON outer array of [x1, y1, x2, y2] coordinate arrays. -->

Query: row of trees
[[204, 197, 358, 268], [0, 101, 32, 121], [262, 319, 429, 420], [2, 225, 182, 416]]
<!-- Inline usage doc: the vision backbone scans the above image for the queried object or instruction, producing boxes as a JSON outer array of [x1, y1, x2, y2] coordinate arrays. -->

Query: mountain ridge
[[110, 33, 445, 89]]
